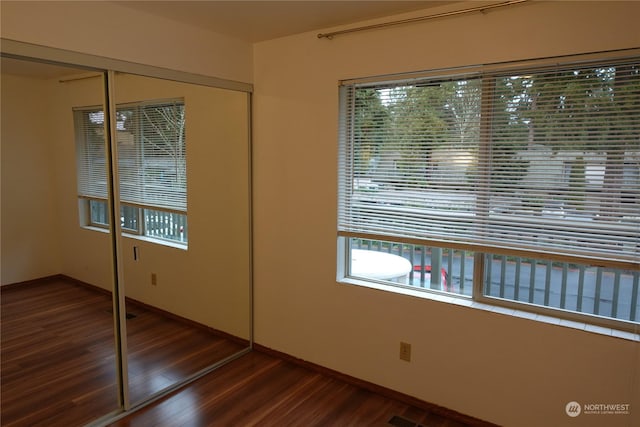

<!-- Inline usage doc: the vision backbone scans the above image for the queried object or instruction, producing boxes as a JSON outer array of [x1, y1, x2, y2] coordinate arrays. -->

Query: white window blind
[[116, 100, 187, 212], [75, 99, 186, 212], [75, 108, 108, 201], [338, 58, 640, 266]]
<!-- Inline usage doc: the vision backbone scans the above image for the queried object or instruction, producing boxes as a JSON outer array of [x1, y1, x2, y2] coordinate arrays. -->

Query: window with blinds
[[75, 99, 188, 245], [338, 54, 640, 328]]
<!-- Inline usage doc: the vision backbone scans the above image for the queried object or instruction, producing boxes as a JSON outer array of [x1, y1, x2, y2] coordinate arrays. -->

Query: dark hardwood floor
[[110, 350, 489, 427], [1, 277, 245, 427], [2, 277, 492, 427]]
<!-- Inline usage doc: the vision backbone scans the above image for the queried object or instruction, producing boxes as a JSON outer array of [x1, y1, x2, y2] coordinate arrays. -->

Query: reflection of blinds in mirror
[[116, 99, 187, 212], [75, 107, 107, 201], [74, 99, 187, 212]]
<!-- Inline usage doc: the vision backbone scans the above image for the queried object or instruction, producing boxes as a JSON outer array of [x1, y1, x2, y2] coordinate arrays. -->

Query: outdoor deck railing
[[143, 208, 187, 243], [350, 238, 639, 323], [88, 199, 187, 243]]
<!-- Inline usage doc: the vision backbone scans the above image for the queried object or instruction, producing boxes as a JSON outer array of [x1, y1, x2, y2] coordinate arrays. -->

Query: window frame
[[80, 198, 188, 246], [337, 50, 640, 334]]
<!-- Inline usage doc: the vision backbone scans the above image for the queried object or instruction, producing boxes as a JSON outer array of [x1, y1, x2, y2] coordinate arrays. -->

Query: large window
[[75, 99, 188, 245], [338, 54, 639, 330]]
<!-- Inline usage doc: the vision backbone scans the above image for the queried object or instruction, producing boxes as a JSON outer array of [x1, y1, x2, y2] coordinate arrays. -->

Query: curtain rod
[[317, 0, 529, 40], [59, 72, 103, 83]]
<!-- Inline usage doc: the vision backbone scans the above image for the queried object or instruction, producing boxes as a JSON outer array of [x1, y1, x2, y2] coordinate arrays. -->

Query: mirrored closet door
[[1, 43, 253, 426]]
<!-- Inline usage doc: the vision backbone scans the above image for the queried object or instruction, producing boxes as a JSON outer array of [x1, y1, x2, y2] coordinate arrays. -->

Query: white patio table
[[350, 249, 412, 284]]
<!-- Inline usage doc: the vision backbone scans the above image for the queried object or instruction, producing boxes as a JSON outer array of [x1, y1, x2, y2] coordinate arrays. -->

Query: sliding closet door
[[1, 45, 253, 419], [111, 73, 251, 404], [0, 58, 119, 425]]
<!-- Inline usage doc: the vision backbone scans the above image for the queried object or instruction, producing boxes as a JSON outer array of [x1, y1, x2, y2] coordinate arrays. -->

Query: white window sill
[[340, 277, 640, 342], [122, 233, 188, 251]]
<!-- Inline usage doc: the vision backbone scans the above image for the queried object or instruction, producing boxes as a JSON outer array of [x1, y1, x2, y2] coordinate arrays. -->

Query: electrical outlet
[[399, 342, 411, 362], [151, 273, 157, 286]]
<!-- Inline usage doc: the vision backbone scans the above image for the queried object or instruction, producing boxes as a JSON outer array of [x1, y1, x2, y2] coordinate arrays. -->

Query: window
[[75, 99, 188, 245], [338, 54, 640, 330]]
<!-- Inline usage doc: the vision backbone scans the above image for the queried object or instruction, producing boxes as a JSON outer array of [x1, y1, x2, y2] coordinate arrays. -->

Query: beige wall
[[252, 2, 640, 426], [0, 1, 253, 83], [1, 73, 62, 284], [46, 72, 114, 289]]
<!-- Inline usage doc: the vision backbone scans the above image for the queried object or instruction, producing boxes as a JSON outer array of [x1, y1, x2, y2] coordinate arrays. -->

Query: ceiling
[[2, 1, 455, 78], [114, 1, 454, 43]]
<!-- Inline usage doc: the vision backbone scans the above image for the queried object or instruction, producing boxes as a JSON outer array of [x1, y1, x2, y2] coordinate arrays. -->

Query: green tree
[[353, 88, 389, 177], [490, 63, 639, 218], [389, 84, 447, 188]]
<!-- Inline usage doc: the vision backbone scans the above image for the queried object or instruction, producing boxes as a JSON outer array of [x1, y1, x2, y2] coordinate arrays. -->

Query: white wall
[[1, 73, 62, 284], [0, 0, 253, 83], [252, 2, 640, 426]]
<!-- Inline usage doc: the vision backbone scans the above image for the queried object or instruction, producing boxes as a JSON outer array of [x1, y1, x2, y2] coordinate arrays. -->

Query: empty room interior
[[1, 1, 639, 426]]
